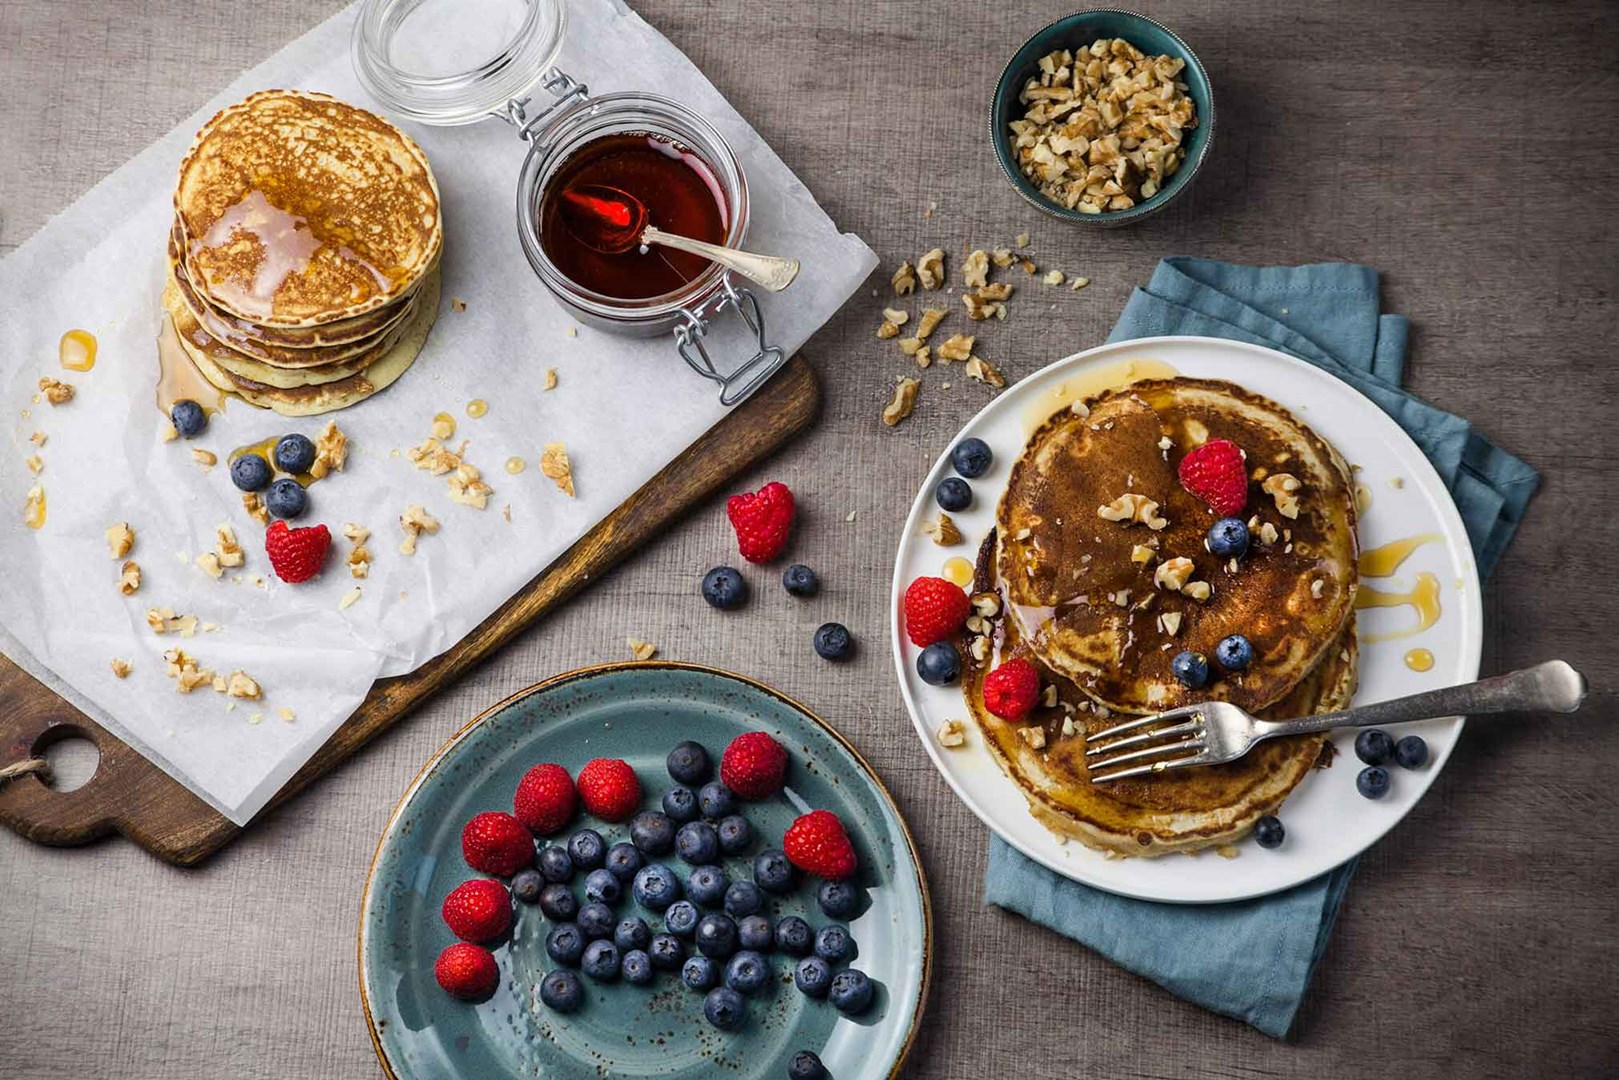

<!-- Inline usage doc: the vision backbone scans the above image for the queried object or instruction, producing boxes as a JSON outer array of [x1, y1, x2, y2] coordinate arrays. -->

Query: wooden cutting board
[[0, 356, 818, 865]]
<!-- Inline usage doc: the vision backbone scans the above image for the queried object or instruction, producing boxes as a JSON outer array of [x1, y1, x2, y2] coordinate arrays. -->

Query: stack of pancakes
[[161, 89, 443, 416], [964, 376, 1361, 856]]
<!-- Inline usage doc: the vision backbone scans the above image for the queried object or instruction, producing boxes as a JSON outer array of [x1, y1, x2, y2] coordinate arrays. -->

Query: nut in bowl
[[991, 10, 1215, 226]]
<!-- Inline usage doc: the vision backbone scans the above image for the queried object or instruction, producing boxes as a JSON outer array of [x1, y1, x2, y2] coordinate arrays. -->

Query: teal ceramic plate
[[360, 662, 932, 1079]]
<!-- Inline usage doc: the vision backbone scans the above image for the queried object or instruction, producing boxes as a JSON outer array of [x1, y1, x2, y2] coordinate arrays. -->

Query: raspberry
[[902, 576, 971, 647], [461, 811, 534, 877], [782, 810, 858, 881], [513, 763, 577, 836], [982, 658, 1041, 721], [726, 481, 795, 563], [263, 520, 330, 583], [434, 942, 499, 1001], [720, 732, 788, 799], [1177, 438, 1248, 517], [441, 878, 512, 943], [576, 758, 641, 822]]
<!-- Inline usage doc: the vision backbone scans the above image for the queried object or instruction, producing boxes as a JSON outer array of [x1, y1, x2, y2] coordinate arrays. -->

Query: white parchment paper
[[0, 0, 876, 825]]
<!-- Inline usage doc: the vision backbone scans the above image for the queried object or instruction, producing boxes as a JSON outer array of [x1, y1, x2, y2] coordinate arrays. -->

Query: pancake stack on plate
[[963, 376, 1361, 856], [161, 89, 443, 417]]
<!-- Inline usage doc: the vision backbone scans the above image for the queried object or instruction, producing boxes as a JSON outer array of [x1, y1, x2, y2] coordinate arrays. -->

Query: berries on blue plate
[[736, 914, 773, 952], [667, 741, 711, 785], [649, 933, 684, 970], [169, 400, 206, 438], [1170, 650, 1209, 689], [581, 939, 621, 981], [1355, 729, 1394, 766], [538, 845, 574, 883], [686, 865, 728, 908], [545, 922, 585, 967], [794, 956, 832, 998], [577, 902, 616, 940], [229, 453, 272, 492], [723, 881, 764, 919], [1214, 634, 1253, 671], [538, 883, 578, 922], [583, 868, 621, 905], [539, 969, 583, 1013], [621, 949, 654, 985], [630, 811, 676, 856], [664, 900, 700, 937], [753, 849, 793, 895], [716, 815, 753, 856], [1206, 517, 1250, 559], [917, 641, 962, 686], [661, 785, 699, 823], [1254, 815, 1285, 849], [696, 913, 738, 958], [774, 915, 813, 957], [510, 868, 544, 904], [702, 567, 748, 610], [813, 622, 853, 661], [683, 955, 719, 991], [818, 880, 858, 920], [783, 564, 819, 597], [828, 969, 873, 1014], [265, 477, 307, 520], [951, 437, 993, 479], [273, 433, 316, 474], [568, 829, 606, 869], [1356, 765, 1391, 800], [697, 782, 736, 820], [1395, 734, 1428, 769], [676, 821, 720, 865], [703, 986, 746, 1031], [604, 842, 645, 881], [789, 1050, 828, 1080], [631, 864, 681, 912], [724, 950, 770, 996], [614, 917, 652, 953], [814, 924, 854, 963], [935, 476, 972, 512]]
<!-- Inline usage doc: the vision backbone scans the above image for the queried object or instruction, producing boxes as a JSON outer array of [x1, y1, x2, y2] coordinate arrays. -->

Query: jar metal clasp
[[674, 278, 787, 406], [495, 68, 589, 146]]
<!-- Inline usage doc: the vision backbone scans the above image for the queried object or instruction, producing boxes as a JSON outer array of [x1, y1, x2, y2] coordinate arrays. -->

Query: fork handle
[[1262, 660, 1587, 738]]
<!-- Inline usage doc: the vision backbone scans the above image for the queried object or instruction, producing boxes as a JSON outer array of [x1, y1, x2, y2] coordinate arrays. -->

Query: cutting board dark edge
[[0, 356, 820, 866]]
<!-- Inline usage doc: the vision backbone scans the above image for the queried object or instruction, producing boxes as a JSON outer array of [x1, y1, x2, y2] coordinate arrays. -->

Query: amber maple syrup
[[155, 317, 227, 415], [59, 329, 98, 371], [1025, 358, 1179, 433], [228, 436, 317, 488]]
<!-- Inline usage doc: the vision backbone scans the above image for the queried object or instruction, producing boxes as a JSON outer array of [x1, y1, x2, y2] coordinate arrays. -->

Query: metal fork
[[1085, 660, 1588, 783]]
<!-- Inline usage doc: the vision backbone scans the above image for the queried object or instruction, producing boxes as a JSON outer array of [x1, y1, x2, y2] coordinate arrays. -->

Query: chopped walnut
[[146, 607, 198, 637], [343, 524, 372, 579], [990, 248, 1016, 268], [106, 522, 135, 559], [118, 561, 141, 596], [1183, 580, 1213, 602], [915, 308, 948, 340], [407, 436, 460, 475], [195, 552, 223, 580], [448, 462, 493, 509], [110, 658, 132, 679], [936, 334, 975, 362], [898, 337, 924, 356], [162, 648, 212, 693], [215, 525, 243, 568], [1043, 269, 1066, 286], [1071, 276, 1091, 290], [876, 318, 900, 340], [883, 307, 910, 327], [1310, 578, 1325, 599], [969, 635, 991, 662], [225, 671, 261, 699], [398, 504, 440, 555], [962, 292, 1006, 321], [916, 248, 946, 290], [963, 249, 990, 289], [1153, 556, 1194, 591], [339, 587, 363, 610], [914, 345, 932, 368], [1097, 493, 1168, 530], [628, 638, 658, 661], [1262, 473, 1301, 519], [882, 377, 920, 426], [191, 448, 217, 470], [309, 421, 347, 479], [1129, 543, 1155, 564], [541, 442, 575, 496], [964, 356, 1006, 389], [25, 455, 42, 474], [544, 368, 559, 391], [971, 592, 1002, 617], [935, 719, 967, 748], [922, 513, 961, 546], [38, 377, 74, 405], [1015, 232, 1031, 247], [1156, 611, 1182, 636], [242, 492, 270, 526], [977, 282, 1014, 301], [1017, 725, 1047, 750], [891, 261, 917, 295], [29, 431, 46, 447]]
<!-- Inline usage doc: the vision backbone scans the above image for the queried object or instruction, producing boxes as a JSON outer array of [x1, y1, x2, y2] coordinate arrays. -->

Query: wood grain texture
[[1, 1, 1615, 1078]]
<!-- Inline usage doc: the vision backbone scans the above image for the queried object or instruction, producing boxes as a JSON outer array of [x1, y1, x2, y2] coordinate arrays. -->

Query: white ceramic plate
[[890, 336, 1482, 904]]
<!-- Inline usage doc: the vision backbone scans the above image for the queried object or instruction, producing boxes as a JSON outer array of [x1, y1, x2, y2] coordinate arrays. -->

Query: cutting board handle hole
[[31, 726, 100, 793]]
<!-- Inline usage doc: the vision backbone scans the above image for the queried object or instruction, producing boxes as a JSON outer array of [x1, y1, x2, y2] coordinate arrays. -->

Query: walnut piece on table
[[882, 377, 920, 427]]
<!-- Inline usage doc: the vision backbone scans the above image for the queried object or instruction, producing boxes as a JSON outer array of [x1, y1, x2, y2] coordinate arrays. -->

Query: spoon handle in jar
[[641, 226, 800, 293]]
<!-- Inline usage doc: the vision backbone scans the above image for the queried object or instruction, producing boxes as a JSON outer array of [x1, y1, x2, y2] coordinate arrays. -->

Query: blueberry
[[789, 1050, 828, 1080], [604, 842, 644, 881], [538, 969, 583, 1013], [567, 829, 606, 869], [630, 811, 676, 856], [724, 950, 770, 995], [1214, 634, 1254, 671], [649, 933, 684, 970], [264, 477, 307, 520], [783, 564, 819, 597], [661, 785, 699, 823], [827, 969, 873, 1014], [621, 949, 654, 985], [1170, 650, 1209, 689], [545, 922, 586, 967], [510, 868, 544, 904], [1355, 729, 1394, 766], [682, 955, 719, 991], [577, 902, 616, 940], [1254, 815, 1285, 849], [815, 924, 854, 963], [935, 476, 972, 512], [614, 917, 652, 953], [229, 453, 271, 492], [538, 883, 578, 922], [753, 849, 794, 895], [951, 437, 993, 479], [916, 641, 962, 686], [686, 864, 729, 907], [723, 881, 764, 919], [817, 880, 858, 919], [583, 868, 621, 905], [676, 821, 720, 865], [630, 864, 682, 912], [664, 899, 700, 937], [581, 939, 621, 981], [273, 433, 316, 474], [737, 913, 773, 952], [794, 956, 832, 998], [667, 741, 712, 785], [696, 914, 738, 959], [1395, 735, 1429, 769], [1357, 765, 1391, 800], [538, 845, 574, 883], [698, 782, 736, 820], [169, 400, 206, 438], [704, 986, 746, 1031], [1206, 517, 1250, 559], [702, 567, 748, 610], [717, 815, 753, 856], [813, 622, 854, 662], [774, 915, 813, 957]]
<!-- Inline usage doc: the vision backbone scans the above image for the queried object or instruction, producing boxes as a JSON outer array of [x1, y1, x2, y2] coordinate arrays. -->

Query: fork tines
[[1085, 705, 1212, 783]]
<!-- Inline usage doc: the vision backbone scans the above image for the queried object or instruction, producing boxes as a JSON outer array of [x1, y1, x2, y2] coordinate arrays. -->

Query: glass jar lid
[[351, 0, 567, 126]]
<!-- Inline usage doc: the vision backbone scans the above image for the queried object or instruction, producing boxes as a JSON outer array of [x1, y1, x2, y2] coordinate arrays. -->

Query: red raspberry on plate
[[441, 878, 512, 943], [264, 520, 330, 583], [461, 811, 534, 877], [576, 758, 641, 822], [903, 576, 971, 647], [720, 732, 788, 799], [513, 762, 576, 836], [983, 658, 1041, 721], [726, 480, 795, 563], [1177, 438, 1248, 517], [783, 809, 858, 880], [434, 942, 500, 1001]]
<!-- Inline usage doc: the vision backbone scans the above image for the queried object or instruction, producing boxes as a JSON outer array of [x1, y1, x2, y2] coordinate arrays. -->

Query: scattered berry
[[717, 815, 754, 855], [621, 949, 654, 985], [951, 437, 993, 478], [1214, 634, 1254, 671], [828, 969, 873, 1014], [723, 880, 764, 919], [812, 622, 854, 661], [667, 741, 712, 785], [724, 950, 770, 996], [604, 842, 645, 881], [510, 868, 544, 904], [583, 867, 621, 905], [697, 782, 736, 820], [170, 400, 206, 438], [538, 968, 583, 1012], [567, 828, 606, 869], [1357, 765, 1391, 800], [629, 811, 677, 856], [686, 864, 728, 907], [702, 566, 749, 610], [435, 942, 498, 1001], [1395, 735, 1429, 769], [794, 956, 832, 998], [676, 821, 720, 865], [775, 916, 813, 957], [1177, 438, 1248, 517], [704, 986, 747, 1031], [1207, 517, 1250, 559], [753, 849, 794, 895], [695, 913, 739, 959], [1355, 729, 1394, 766], [726, 480, 795, 563], [273, 433, 316, 474], [264, 477, 308, 520], [916, 641, 962, 686], [783, 563, 819, 597], [538, 845, 574, 882], [576, 758, 641, 822], [721, 732, 788, 799], [513, 762, 577, 835], [903, 576, 971, 647], [814, 924, 854, 963], [581, 939, 621, 981], [649, 934, 684, 970], [538, 883, 578, 922], [546, 922, 585, 966], [789, 1050, 828, 1080], [737, 914, 773, 952], [817, 880, 858, 919], [683, 955, 720, 991], [577, 902, 616, 940], [461, 811, 534, 877], [935, 476, 972, 512], [1170, 650, 1210, 689], [662, 785, 699, 822], [264, 519, 329, 583], [229, 453, 271, 492], [631, 863, 682, 912], [982, 658, 1040, 721], [614, 916, 653, 953], [442, 879, 512, 943], [783, 810, 858, 880], [664, 900, 700, 937], [1254, 815, 1285, 849]]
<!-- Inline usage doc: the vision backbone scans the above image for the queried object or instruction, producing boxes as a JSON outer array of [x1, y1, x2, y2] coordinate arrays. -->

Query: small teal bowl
[[991, 9, 1215, 227]]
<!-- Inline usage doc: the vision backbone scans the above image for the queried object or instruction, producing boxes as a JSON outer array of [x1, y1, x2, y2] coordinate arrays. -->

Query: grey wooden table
[[2, 1, 1615, 1077]]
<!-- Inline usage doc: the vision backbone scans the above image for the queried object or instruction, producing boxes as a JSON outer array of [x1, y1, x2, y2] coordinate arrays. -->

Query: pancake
[[175, 89, 441, 327], [996, 377, 1358, 716]]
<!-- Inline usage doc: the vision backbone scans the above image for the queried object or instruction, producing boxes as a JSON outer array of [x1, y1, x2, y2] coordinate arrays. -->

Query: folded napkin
[[983, 258, 1539, 1038]]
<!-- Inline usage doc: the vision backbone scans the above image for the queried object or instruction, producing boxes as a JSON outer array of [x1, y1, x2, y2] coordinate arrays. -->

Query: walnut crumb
[[106, 522, 135, 559], [922, 513, 961, 546], [110, 658, 132, 679], [309, 421, 347, 479], [1157, 611, 1182, 636], [891, 261, 917, 296], [191, 448, 217, 469], [1044, 269, 1066, 286], [1017, 725, 1047, 750], [118, 560, 141, 596], [1262, 473, 1301, 519], [544, 368, 559, 391], [1153, 556, 1194, 592], [628, 638, 658, 661], [936, 334, 975, 362], [916, 248, 946, 290], [39, 377, 74, 405], [915, 308, 948, 340], [398, 504, 440, 555], [1097, 493, 1168, 530], [242, 492, 270, 526], [29, 431, 46, 447], [1071, 276, 1091, 290], [1183, 580, 1213, 602], [25, 455, 42, 474], [935, 719, 967, 748], [339, 587, 362, 610], [963, 250, 989, 289], [882, 377, 920, 426], [451, 297, 467, 312], [964, 355, 1006, 389], [541, 442, 575, 496]]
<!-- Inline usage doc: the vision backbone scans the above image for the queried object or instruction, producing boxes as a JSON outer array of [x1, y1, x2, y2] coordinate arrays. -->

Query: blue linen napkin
[[982, 258, 1539, 1038]]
